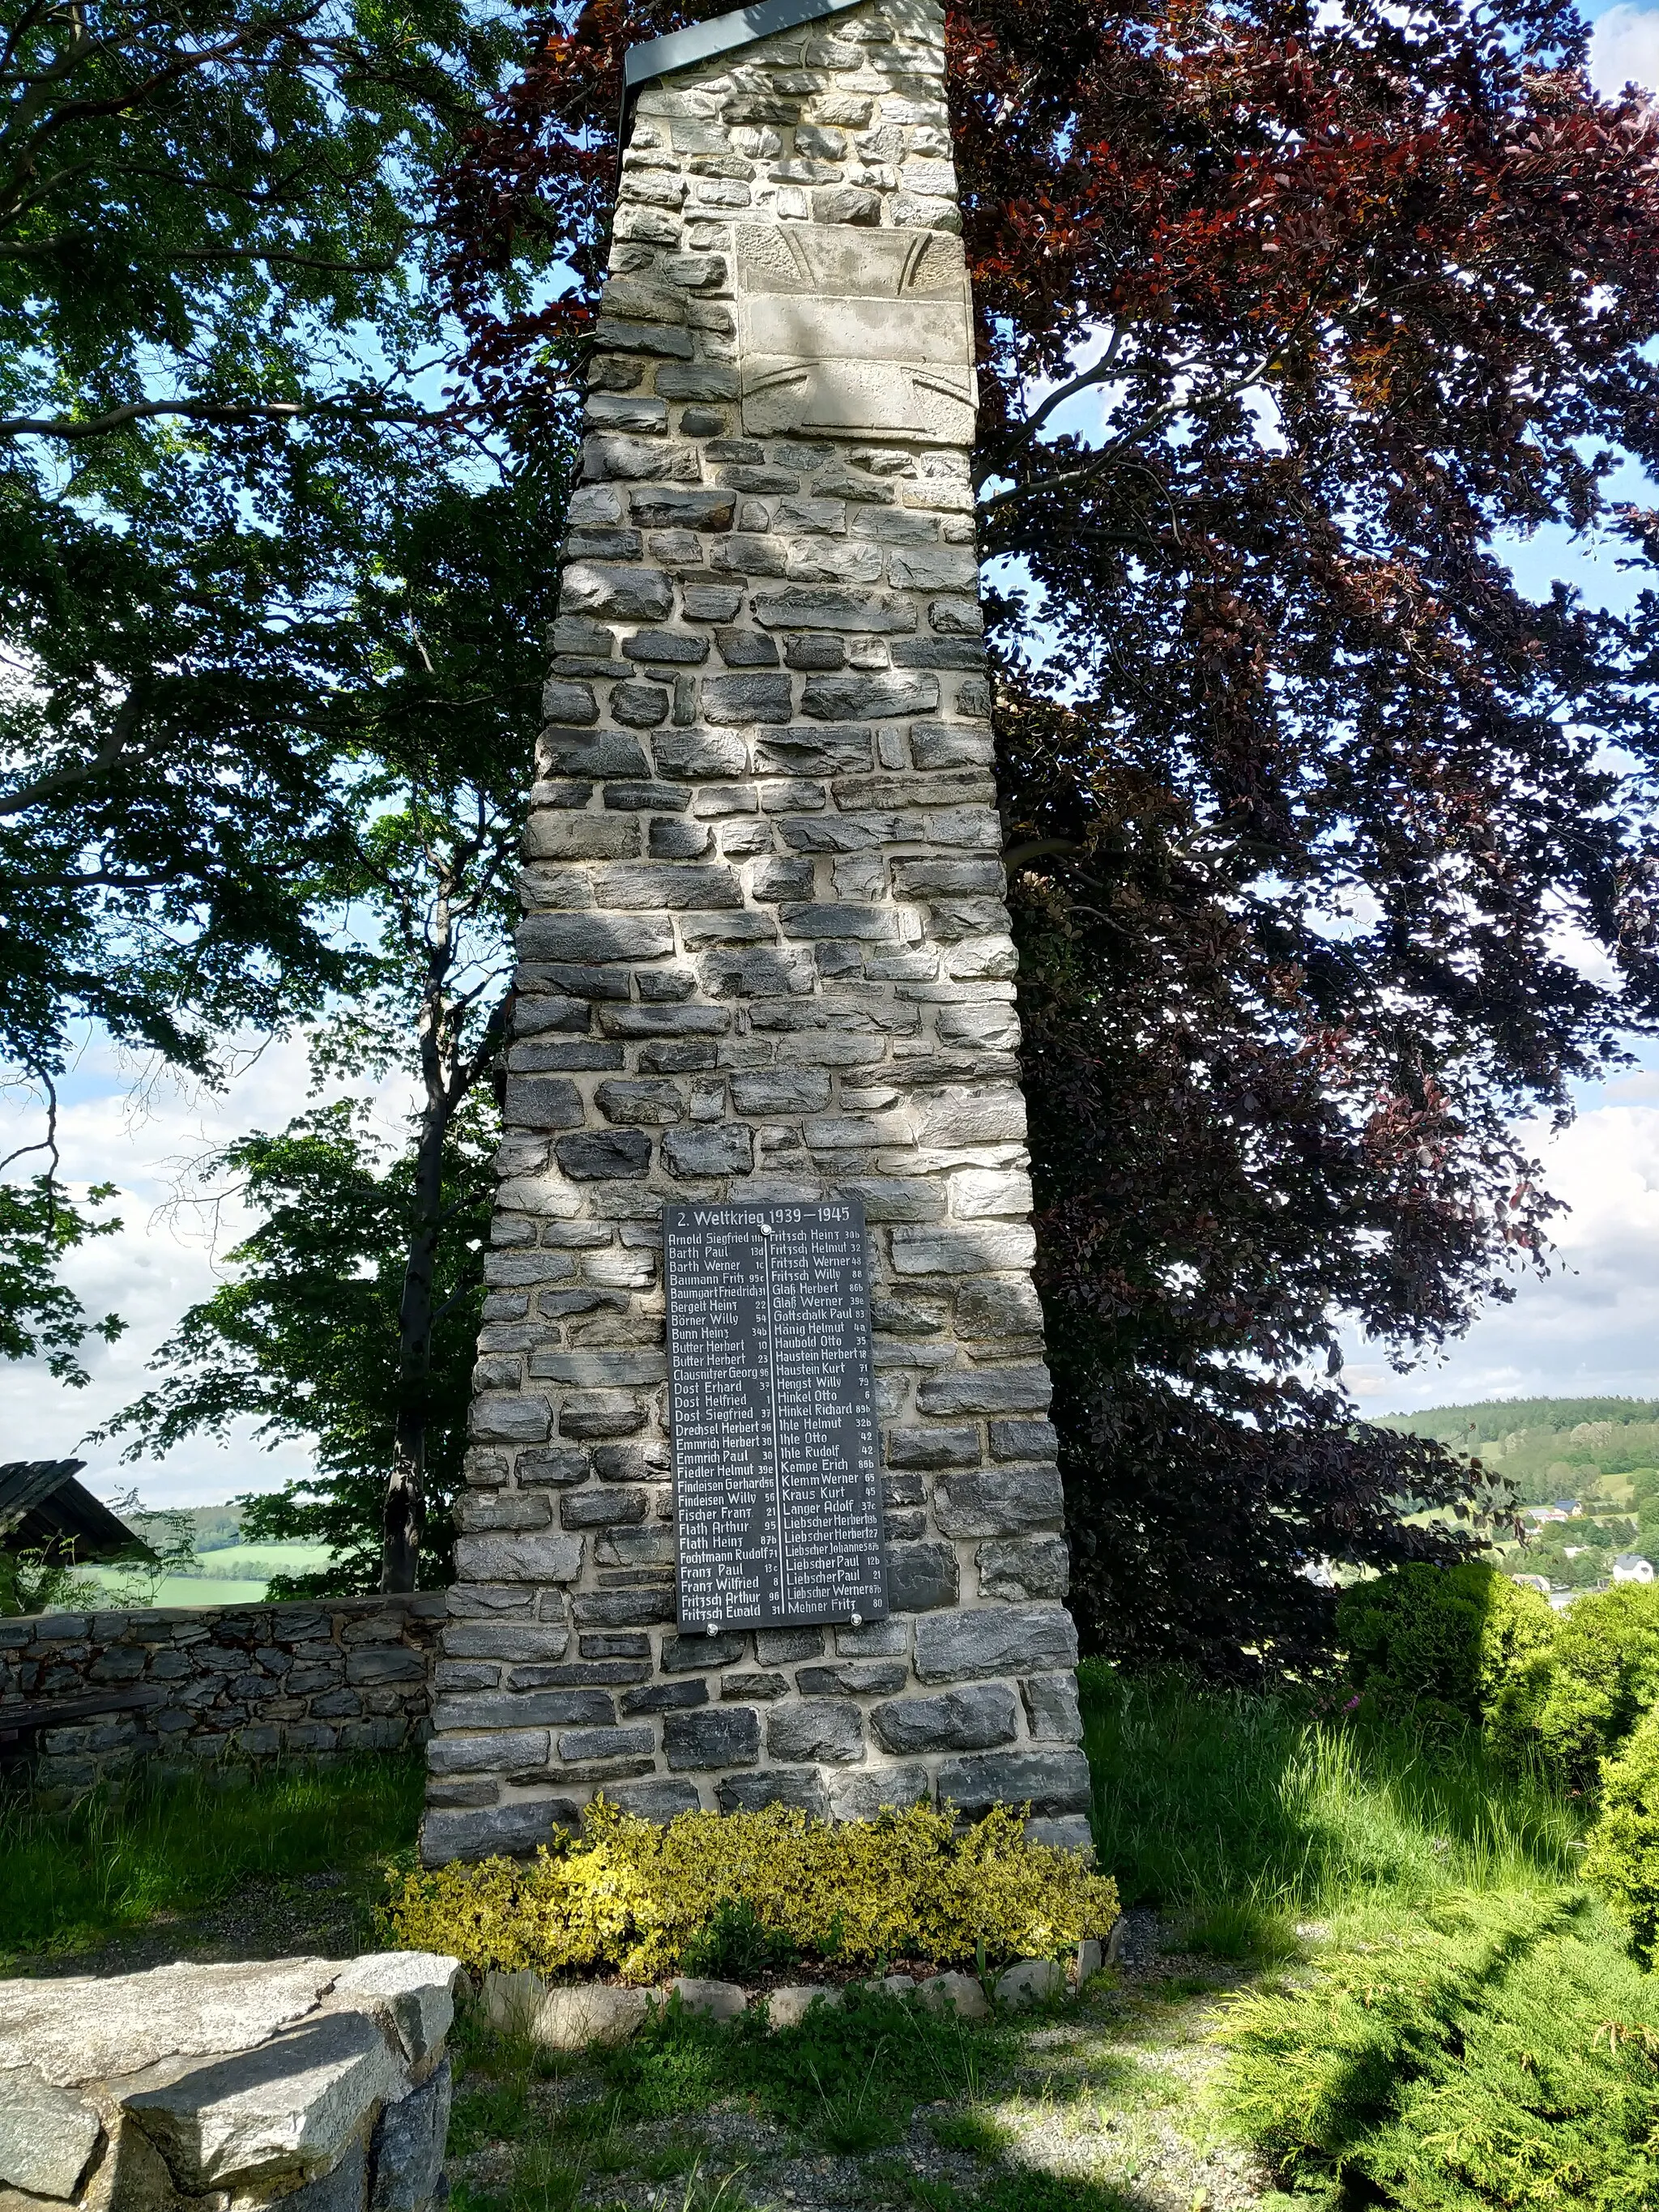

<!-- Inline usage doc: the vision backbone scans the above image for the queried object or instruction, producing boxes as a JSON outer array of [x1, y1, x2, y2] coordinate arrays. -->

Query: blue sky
[[6, 2, 1659, 1505]]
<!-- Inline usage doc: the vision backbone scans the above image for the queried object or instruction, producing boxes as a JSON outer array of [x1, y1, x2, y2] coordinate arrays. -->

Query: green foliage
[[100, 1096, 496, 1593], [1383, 1399, 1659, 1447], [0, 0, 518, 1082], [597, 1983, 999, 2153], [0, 2, 567, 1389], [0, 1176, 125, 1381], [678, 1895, 800, 1983], [1218, 1893, 1659, 2209], [1382, 1399, 1659, 1507], [1583, 1708, 1659, 1964], [383, 1801, 1117, 1982], [126, 1504, 245, 1554], [0, 1753, 423, 1964], [1080, 1660, 1580, 1920], [1336, 1562, 1556, 1744], [0, 1545, 100, 1618], [1525, 1585, 1659, 1790], [87, 1493, 199, 1610]]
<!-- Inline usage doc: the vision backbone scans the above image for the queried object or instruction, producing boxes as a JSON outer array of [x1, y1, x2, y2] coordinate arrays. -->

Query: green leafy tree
[[0, 0, 530, 1361], [0, 1173, 124, 1381], [100, 450, 563, 1589], [104, 1096, 497, 1595]]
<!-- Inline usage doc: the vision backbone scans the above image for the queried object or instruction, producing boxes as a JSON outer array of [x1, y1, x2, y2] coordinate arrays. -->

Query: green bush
[[1337, 1561, 1555, 1745], [383, 1799, 1117, 1983], [1219, 1890, 1659, 2208], [1583, 1705, 1659, 1964], [1528, 1583, 1659, 1789]]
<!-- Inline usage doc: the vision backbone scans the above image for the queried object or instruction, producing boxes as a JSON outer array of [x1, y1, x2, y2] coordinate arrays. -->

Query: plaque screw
[[851, 1611, 863, 1628], [706, 1622, 719, 1637], [759, 1222, 773, 1236]]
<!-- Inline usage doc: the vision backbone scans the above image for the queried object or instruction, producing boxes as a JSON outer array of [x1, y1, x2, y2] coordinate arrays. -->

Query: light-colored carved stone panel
[[737, 224, 975, 441]]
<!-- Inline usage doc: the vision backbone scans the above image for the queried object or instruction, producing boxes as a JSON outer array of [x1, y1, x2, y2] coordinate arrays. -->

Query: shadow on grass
[[1081, 1660, 1581, 1941], [0, 1752, 424, 1963]]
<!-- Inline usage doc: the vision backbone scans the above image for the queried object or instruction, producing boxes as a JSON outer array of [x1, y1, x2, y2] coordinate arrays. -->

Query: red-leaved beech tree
[[440, 0, 1659, 1676]]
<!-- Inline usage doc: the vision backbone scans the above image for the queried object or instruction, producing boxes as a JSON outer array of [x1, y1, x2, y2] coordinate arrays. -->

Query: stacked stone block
[[424, 0, 1090, 1865], [0, 1595, 441, 1801]]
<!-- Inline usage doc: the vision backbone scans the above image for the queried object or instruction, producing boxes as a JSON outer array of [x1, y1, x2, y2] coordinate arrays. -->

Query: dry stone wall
[[1, 1595, 441, 1802], [424, 0, 1090, 1865]]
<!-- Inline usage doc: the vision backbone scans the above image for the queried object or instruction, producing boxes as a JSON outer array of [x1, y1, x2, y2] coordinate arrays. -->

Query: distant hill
[[126, 1502, 245, 1553], [1379, 1397, 1659, 1508]]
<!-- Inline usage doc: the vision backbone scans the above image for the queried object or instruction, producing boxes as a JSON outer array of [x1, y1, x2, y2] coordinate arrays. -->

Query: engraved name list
[[665, 1199, 886, 1631]]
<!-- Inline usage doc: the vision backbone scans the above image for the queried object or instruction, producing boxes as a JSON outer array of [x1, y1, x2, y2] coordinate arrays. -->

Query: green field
[[75, 1543, 338, 1609]]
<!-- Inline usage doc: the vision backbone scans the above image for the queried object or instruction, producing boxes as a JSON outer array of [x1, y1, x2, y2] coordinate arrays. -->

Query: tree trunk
[[384, 1103, 445, 1593]]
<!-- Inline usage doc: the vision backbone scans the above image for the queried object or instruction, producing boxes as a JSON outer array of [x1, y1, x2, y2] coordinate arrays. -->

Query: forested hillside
[[1383, 1400, 1659, 1580], [1384, 1400, 1659, 1501]]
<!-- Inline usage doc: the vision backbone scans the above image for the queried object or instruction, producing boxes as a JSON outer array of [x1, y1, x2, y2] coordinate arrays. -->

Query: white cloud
[[1589, 5, 1659, 98], [2, 1036, 418, 1510], [1350, 1074, 1659, 1413]]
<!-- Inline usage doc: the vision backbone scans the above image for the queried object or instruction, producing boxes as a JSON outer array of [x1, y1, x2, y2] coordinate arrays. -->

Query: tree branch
[[0, 393, 442, 442], [0, 680, 150, 814]]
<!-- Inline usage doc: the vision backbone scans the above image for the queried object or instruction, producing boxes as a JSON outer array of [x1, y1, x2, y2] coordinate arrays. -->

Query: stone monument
[[420, 0, 1091, 1866]]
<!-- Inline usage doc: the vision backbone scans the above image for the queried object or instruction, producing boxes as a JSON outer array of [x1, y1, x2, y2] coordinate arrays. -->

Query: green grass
[[1081, 1659, 1581, 1938], [0, 1752, 424, 1963], [70, 1542, 338, 1610], [1078, 1662, 1659, 2208], [595, 1983, 1003, 2152]]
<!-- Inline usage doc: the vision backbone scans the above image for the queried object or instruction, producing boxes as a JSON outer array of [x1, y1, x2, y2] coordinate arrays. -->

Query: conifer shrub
[[1527, 1583, 1659, 1789], [382, 1800, 1117, 1984], [1583, 1706, 1659, 1965], [1337, 1561, 1555, 1745], [1219, 1890, 1659, 2207]]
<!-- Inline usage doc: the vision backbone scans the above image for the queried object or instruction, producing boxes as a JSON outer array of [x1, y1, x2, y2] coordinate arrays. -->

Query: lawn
[[431, 1669, 1653, 2212], [4, 1664, 1656, 2209], [69, 1541, 339, 1611], [0, 1752, 423, 1969]]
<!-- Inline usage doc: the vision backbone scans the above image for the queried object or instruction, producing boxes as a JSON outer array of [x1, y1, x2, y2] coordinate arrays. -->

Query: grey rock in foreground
[[0, 1952, 458, 2212]]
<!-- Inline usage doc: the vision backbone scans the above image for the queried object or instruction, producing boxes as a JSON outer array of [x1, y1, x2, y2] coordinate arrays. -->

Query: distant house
[[0, 1460, 147, 1562], [1510, 1573, 1554, 1597], [1553, 1498, 1582, 1517], [1522, 1505, 1571, 1526], [1612, 1554, 1656, 1585]]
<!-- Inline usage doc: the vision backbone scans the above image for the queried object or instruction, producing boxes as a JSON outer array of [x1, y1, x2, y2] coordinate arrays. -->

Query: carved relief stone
[[737, 225, 977, 441]]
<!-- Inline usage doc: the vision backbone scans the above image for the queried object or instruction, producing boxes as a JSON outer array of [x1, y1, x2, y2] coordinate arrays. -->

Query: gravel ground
[[446, 1918, 1307, 2212]]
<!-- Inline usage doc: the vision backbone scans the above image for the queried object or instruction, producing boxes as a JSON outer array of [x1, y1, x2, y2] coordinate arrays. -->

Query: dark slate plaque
[[665, 1198, 886, 1630]]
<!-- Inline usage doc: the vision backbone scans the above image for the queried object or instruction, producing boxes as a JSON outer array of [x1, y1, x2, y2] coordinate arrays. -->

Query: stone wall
[[0, 1953, 456, 2212], [1, 1594, 442, 1801], [423, 0, 1090, 1865]]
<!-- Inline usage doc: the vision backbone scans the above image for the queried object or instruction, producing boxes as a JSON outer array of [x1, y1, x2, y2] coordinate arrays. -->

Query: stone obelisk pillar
[[421, 0, 1091, 1866]]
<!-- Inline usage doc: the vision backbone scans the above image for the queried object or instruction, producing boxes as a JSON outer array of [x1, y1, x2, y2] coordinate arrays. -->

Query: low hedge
[[383, 1799, 1118, 1984]]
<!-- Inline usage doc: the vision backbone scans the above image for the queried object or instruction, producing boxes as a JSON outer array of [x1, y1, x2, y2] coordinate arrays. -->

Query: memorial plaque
[[665, 1198, 886, 1630]]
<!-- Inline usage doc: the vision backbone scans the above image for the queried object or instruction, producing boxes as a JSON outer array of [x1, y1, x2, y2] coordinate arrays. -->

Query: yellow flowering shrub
[[383, 1800, 1118, 1984]]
